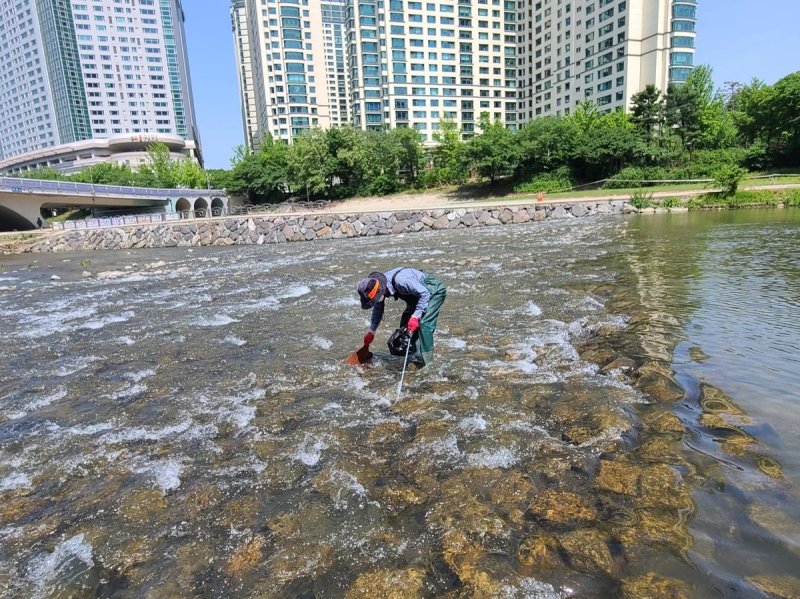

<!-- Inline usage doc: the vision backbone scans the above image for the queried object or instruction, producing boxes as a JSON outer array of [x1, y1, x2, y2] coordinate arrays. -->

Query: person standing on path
[[357, 267, 447, 367]]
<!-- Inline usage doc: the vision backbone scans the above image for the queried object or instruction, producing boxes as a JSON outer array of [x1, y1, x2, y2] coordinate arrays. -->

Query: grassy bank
[[630, 188, 800, 210]]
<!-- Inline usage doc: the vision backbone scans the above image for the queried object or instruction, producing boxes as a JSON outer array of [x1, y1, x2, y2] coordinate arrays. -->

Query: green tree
[[387, 127, 424, 183], [665, 83, 703, 152], [630, 84, 664, 139], [288, 129, 332, 199], [228, 133, 289, 203], [206, 169, 232, 190], [567, 100, 602, 133], [138, 142, 177, 188], [467, 113, 519, 183], [516, 117, 579, 176], [431, 119, 469, 185]]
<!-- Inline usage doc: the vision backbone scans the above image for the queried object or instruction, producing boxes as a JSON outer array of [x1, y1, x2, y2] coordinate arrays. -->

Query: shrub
[[629, 189, 654, 209], [514, 166, 573, 193], [366, 174, 398, 196], [660, 197, 683, 208], [712, 164, 747, 197], [604, 166, 670, 189]]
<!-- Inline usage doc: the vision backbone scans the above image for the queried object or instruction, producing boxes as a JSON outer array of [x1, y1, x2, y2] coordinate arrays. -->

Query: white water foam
[[459, 415, 488, 433], [80, 310, 135, 330], [525, 301, 543, 316], [124, 369, 155, 383], [5, 387, 68, 420], [26, 534, 94, 598], [108, 383, 147, 401], [279, 284, 312, 299], [310, 336, 333, 350], [443, 337, 467, 350], [97, 420, 193, 445], [201, 314, 238, 327], [55, 356, 99, 377], [135, 459, 183, 493], [223, 336, 247, 346], [466, 447, 518, 469], [0, 472, 32, 492], [295, 436, 327, 467]]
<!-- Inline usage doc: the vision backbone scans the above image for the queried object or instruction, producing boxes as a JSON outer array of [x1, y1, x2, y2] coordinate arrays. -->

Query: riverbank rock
[[346, 568, 426, 598]]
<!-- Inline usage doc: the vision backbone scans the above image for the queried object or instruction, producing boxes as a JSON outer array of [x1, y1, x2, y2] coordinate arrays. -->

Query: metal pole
[[397, 337, 412, 398]]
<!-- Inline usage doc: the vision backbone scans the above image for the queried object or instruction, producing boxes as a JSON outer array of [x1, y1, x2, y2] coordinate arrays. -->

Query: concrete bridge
[[0, 176, 228, 231]]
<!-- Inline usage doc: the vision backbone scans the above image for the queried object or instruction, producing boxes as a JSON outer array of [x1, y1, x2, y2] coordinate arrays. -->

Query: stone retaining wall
[[25, 200, 637, 253]]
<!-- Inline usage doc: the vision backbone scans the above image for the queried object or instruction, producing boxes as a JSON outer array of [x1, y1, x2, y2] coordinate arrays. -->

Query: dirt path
[[321, 182, 800, 214]]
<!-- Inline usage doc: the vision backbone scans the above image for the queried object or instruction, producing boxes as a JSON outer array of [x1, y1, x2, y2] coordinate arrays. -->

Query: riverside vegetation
[[14, 67, 800, 207]]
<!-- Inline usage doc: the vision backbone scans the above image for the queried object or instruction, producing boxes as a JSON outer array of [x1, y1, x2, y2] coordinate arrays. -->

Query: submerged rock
[[517, 534, 562, 569], [747, 575, 800, 599], [558, 529, 615, 577], [345, 567, 426, 598], [226, 535, 267, 578], [528, 490, 598, 525], [621, 573, 692, 598], [635, 365, 684, 402]]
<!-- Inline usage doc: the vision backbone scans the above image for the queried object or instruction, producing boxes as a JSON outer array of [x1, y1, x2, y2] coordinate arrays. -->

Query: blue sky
[[183, 0, 800, 170]]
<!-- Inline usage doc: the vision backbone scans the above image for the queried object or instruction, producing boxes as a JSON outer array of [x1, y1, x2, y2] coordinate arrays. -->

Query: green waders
[[399, 275, 447, 366]]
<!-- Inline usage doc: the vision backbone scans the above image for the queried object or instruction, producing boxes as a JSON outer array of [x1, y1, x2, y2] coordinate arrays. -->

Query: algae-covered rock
[[269, 542, 336, 586], [345, 567, 426, 598], [579, 347, 619, 368], [601, 356, 637, 373], [528, 490, 597, 525], [375, 484, 429, 516], [557, 529, 615, 576], [517, 534, 562, 569], [621, 573, 692, 598], [635, 437, 687, 465], [699, 383, 744, 416], [119, 489, 168, 524], [595, 460, 641, 497], [0, 493, 45, 526], [642, 411, 686, 435], [756, 455, 784, 480], [220, 494, 261, 529], [636, 370, 684, 402], [182, 482, 223, 519], [747, 575, 800, 599], [366, 421, 408, 446], [226, 534, 266, 578]]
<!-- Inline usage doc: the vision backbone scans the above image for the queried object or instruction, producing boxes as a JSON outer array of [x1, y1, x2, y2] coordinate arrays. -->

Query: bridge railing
[[49, 206, 233, 230], [0, 176, 225, 198]]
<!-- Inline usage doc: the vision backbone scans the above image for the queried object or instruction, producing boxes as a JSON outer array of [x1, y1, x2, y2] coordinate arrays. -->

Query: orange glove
[[364, 331, 375, 346], [407, 317, 420, 333]]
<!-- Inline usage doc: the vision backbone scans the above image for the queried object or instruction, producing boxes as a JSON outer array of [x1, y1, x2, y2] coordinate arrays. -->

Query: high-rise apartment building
[[234, 0, 695, 143], [0, 0, 201, 174], [232, 0, 260, 149], [519, 0, 697, 119], [347, 0, 523, 141], [236, 0, 349, 147]]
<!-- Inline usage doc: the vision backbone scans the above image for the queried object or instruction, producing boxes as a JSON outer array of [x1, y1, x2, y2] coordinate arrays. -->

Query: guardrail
[[0, 176, 225, 198], [49, 207, 229, 230]]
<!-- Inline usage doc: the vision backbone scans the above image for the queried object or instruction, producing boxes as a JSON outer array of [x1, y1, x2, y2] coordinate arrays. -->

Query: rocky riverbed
[[1, 212, 799, 597]]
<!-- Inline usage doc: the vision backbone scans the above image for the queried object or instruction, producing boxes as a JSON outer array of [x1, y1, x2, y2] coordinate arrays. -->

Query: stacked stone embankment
[[25, 200, 636, 253]]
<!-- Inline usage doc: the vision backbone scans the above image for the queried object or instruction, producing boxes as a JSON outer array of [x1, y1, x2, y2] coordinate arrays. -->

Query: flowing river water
[[0, 208, 798, 598]]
